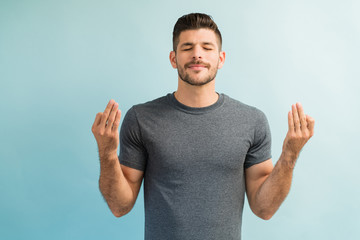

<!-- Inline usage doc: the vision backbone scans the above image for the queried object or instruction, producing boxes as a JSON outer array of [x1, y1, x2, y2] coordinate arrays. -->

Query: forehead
[[178, 28, 218, 45]]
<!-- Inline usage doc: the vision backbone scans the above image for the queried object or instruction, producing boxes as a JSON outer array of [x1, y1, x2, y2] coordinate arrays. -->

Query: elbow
[[253, 208, 275, 220], [98, 181, 134, 218], [113, 212, 122, 218], [111, 207, 132, 218], [249, 200, 277, 220], [112, 211, 126, 218], [109, 205, 133, 218], [258, 213, 273, 220]]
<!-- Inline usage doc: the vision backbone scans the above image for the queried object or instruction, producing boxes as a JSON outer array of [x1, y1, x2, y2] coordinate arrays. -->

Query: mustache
[[185, 61, 210, 68]]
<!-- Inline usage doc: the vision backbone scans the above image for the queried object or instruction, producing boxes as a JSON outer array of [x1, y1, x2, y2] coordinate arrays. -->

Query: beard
[[177, 60, 219, 86]]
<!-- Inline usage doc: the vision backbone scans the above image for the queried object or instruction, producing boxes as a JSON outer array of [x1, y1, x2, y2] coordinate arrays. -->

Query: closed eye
[[182, 48, 212, 51]]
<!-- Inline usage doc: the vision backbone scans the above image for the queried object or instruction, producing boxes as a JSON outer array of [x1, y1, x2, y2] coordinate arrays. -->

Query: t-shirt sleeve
[[244, 110, 272, 169], [118, 106, 147, 171]]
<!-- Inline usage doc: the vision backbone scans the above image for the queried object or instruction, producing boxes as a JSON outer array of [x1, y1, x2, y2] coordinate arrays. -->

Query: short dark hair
[[172, 13, 222, 52]]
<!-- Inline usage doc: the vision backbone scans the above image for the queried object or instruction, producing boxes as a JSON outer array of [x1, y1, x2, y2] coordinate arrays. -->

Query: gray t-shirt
[[119, 92, 272, 240]]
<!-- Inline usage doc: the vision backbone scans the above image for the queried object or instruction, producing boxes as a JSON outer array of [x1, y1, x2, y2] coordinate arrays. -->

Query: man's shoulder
[[134, 94, 169, 108], [129, 93, 172, 116], [224, 94, 265, 117]]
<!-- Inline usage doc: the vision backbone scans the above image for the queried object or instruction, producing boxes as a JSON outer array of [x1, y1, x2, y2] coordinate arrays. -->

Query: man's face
[[170, 29, 225, 86]]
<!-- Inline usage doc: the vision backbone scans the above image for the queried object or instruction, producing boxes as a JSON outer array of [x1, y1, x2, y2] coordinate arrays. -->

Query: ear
[[169, 51, 177, 69], [217, 51, 226, 69]]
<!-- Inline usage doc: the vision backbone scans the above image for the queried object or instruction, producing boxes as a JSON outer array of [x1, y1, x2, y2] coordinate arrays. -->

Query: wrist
[[97, 143, 118, 158], [280, 150, 298, 169], [99, 149, 118, 162], [99, 153, 120, 173]]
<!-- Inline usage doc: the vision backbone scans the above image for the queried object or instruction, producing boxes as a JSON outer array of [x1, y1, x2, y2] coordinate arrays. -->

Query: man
[[91, 13, 315, 240]]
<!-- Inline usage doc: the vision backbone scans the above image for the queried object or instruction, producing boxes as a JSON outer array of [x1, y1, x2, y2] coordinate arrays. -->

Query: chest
[[139, 113, 254, 174]]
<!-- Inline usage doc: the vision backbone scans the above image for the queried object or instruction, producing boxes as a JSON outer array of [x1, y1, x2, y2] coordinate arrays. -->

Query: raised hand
[[91, 99, 122, 158], [282, 102, 315, 160]]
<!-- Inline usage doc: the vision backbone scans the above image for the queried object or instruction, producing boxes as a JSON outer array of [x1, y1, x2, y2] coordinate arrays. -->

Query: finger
[[100, 99, 115, 127], [288, 110, 294, 133], [93, 112, 102, 127], [292, 104, 301, 132], [296, 102, 307, 132], [306, 115, 315, 136], [106, 102, 119, 130], [112, 109, 122, 132], [91, 112, 103, 133]]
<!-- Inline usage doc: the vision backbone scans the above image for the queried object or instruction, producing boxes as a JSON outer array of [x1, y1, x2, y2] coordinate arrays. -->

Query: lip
[[188, 65, 206, 70]]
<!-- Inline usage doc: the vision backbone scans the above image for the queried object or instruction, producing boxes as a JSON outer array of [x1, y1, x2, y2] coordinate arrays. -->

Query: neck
[[174, 79, 218, 108]]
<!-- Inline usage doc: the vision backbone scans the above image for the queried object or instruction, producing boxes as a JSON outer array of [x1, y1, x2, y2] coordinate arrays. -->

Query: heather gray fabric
[[119, 92, 272, 240]]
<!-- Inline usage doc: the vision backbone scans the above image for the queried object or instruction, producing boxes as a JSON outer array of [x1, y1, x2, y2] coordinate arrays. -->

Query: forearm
[[247, 103, 315, 220], [252, 152, 297, 219], [99, 153, 133, 217]]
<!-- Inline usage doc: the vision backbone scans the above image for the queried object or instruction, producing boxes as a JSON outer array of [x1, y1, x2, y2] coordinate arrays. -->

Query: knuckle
[[105, 128, 112, 134], [289, 133, 296, 139], [92, 125, 100, 133]]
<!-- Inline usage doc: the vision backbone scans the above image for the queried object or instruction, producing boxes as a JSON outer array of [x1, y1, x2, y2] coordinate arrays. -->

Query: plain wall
[[1, 0, 359, 239]]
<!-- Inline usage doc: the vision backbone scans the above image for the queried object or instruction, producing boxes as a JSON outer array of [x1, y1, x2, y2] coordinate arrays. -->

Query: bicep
[[245, 159, 273, 204], [121, 164, 144, 202]]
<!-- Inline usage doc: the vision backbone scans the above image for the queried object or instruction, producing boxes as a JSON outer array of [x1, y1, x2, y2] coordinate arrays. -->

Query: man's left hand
[[282, 102, 315, 160]]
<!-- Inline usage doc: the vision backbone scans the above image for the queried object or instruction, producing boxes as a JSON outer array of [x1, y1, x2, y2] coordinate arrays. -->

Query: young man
[[92, 13, 315, 240]]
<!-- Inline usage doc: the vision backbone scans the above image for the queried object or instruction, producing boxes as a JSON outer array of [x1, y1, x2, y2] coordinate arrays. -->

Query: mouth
[[187, 64, 208, 71], [189, 66, 206, 71]]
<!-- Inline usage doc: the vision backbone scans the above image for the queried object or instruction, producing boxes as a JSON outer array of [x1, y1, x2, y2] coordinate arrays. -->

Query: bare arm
[[92, 99, 144, 217], [245, 102, 315, 220]]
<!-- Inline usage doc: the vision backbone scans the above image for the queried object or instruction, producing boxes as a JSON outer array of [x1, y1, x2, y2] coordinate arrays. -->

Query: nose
[[192, 45, 202, 60]]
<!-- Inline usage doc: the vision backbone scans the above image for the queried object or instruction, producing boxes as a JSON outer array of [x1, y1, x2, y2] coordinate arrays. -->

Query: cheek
[[175, 55, 186, 65], [209, 56, 220, 67], [207, 53, 219, 61], [174, 56, 185, 67]]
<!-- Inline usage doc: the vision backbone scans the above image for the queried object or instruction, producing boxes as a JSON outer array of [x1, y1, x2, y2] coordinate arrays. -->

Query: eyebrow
[[180, 42, 216, 48]]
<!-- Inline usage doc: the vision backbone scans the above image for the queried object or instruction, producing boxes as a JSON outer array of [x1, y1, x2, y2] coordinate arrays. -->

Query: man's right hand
[[91, 99, 121, 158]]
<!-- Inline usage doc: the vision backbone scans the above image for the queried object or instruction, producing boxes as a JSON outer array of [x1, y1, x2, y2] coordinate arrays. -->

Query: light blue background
[[1, 0, 359, 239]]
